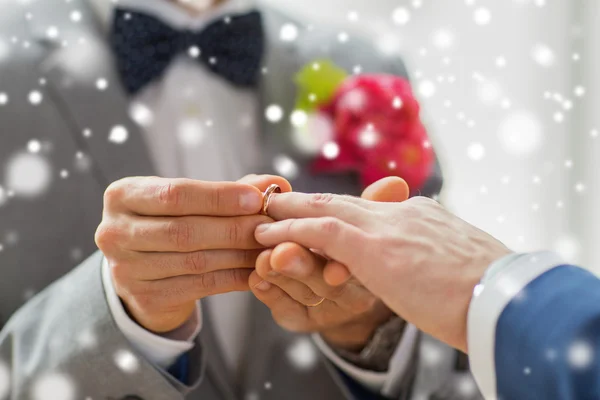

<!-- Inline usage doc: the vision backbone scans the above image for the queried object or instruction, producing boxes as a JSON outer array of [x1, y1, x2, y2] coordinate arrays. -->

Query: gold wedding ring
[[306, 298, 325, 308], [261, 184, 281, 216]]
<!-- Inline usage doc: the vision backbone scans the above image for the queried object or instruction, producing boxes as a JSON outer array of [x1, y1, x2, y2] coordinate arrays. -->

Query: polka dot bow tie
[[110, 8, 265, 95]]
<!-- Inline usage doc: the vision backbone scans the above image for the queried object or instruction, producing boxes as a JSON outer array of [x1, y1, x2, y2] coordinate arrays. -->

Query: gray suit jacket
[[0, 1, 474, 399]]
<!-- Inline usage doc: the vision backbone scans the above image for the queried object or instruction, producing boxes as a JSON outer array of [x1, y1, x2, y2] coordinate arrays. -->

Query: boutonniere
[[292, 59, 434, 191]]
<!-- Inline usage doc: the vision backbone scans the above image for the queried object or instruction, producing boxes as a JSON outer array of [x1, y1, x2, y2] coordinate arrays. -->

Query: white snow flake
[[392, 7, 411, 25], [114, 349, 140, 373], [28, 91, 43, 105], [5, 152, 52, 198], [95, 78, 108, 91], [532, 44, 555, 67], [467, 143, 485, 161], [280, 23, 299, 42], [70, 11, 82, 22], [473, 8, 491, 25], [273, 155, 299, 180], [178, 119, 205, 147], [322, 142, 340, 160], [27, 140, 41, 153], [568, 340, 594, 370], [286, 337, 318, 371], [554, 236, 580, 262], [498, 111, 542, 155], [432, 29, 455, 49], [32, 372, 76, 400], [418, 80, 436, 98], [109, 125, 129, 144], [290, 110, 308, 127], [0, 93, 7, 105], [265, 105, 284, 123], [129, 102, 154, 127]]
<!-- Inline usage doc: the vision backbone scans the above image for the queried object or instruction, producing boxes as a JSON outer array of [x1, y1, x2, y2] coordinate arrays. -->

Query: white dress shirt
[[90, 0, 413, 392], [467, 251, 565, 399]]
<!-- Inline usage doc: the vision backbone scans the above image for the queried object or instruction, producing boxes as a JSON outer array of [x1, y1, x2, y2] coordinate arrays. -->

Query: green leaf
[[294, 59, 348, 113]]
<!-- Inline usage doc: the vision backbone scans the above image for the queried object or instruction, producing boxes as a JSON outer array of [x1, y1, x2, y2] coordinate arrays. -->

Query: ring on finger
[[306, 297, 325, 308], [261, 184, 281, 216]]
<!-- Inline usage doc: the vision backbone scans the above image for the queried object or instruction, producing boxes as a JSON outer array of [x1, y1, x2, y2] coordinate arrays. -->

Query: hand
[[249, 178, 411, 351], [95, 174, 291, 333], [253, 179, 512, 352]]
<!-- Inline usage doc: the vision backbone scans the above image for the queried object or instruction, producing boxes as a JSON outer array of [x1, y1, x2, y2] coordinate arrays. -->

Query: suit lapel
[[38, 36, 157, 184]]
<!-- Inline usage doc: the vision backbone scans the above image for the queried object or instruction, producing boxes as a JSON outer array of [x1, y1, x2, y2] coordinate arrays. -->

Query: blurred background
[[264, 0, 600, 271]]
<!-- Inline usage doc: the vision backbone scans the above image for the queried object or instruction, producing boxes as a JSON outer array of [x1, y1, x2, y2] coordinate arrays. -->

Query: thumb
[[324, 177, 410, 287], [361, 177, 410, 203]]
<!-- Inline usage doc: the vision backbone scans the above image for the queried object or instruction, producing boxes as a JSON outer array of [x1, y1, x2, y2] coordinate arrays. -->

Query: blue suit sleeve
[[495, 265, 600, 400]]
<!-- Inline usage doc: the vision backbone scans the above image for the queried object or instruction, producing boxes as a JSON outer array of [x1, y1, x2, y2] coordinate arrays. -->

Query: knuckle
[[94, 222, 123, 250], [309, 193, 336, 209], [168, 219, 194, 251], [184, 251, 208, 273], [103, 179, 127, 208], [300, 288, 319, 304], [207, 185, 225, 212], [326, 284, 348, 300], [197, 272, 218, 292], [354, 296, 378, 315], [320, 217, 341, 235], [158, 180, 187, 210], [225, 219, 244, 245]]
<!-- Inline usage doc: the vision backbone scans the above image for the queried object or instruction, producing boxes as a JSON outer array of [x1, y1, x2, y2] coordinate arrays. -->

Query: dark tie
[[110, 8, 265, 95]]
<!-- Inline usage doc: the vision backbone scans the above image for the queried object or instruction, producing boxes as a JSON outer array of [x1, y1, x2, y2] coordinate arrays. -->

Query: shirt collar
[[88, 0, 253, 31]]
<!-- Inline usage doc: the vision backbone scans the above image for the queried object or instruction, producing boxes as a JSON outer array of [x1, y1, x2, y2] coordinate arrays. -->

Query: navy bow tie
[[110, 8, 265, 95]]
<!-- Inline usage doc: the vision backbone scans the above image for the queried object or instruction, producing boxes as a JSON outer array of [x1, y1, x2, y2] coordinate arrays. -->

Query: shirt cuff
[[101, 257, 202, 368], [312, 323, 419, 395], [467, 251, 565, 399]]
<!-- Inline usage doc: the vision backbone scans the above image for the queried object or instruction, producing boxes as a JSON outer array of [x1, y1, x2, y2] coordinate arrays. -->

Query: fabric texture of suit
[[494, 265, 600, 400], [0, 0, 468, 399]]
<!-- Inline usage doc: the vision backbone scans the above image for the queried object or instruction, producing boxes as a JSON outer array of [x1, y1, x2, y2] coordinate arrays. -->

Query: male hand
[[249, 178, 410, 351], [95, 174, 291, 333], [254, 178, 512, 352]]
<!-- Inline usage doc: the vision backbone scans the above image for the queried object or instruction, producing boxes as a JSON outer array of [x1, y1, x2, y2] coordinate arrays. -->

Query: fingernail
[[255, 224, 272, 234], [281, 257, 306, 277], [253, 280, 272, 291], [240, 191, 262, 212]]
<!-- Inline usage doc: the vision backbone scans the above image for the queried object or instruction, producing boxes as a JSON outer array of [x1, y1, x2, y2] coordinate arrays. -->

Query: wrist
[[321, 304, 394, 352], [122, 298, 197, 334]]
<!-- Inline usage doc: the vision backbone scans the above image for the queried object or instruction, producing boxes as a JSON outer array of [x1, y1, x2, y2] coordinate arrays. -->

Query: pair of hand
[[95, 175, 405, 350], [254, 185, 512, 352]]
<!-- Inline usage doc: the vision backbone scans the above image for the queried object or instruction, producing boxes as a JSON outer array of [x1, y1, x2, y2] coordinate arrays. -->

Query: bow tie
[[110, 8, 265, 95]]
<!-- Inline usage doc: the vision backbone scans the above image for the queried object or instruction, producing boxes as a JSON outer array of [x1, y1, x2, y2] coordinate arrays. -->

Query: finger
[[313, 177, 410, 285], [255, 218, 366, 267], [249, 269, 314, 332], [237, 174, 293, 193], [270, 243, 373, 311], [254, 247, 324, 306], [323, 261, 353, 287], [361, 177, 410, 203], [106, 177, 264, 217], [266, 192, 372, 226], [269, 243, 350, 299], [129, 269, 253, 311], [125, 214, 272, 252], [119, 249, 261, 281]]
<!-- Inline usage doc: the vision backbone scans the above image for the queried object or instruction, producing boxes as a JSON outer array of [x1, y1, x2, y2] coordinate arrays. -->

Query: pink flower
[[312, 74, 435, 191]]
